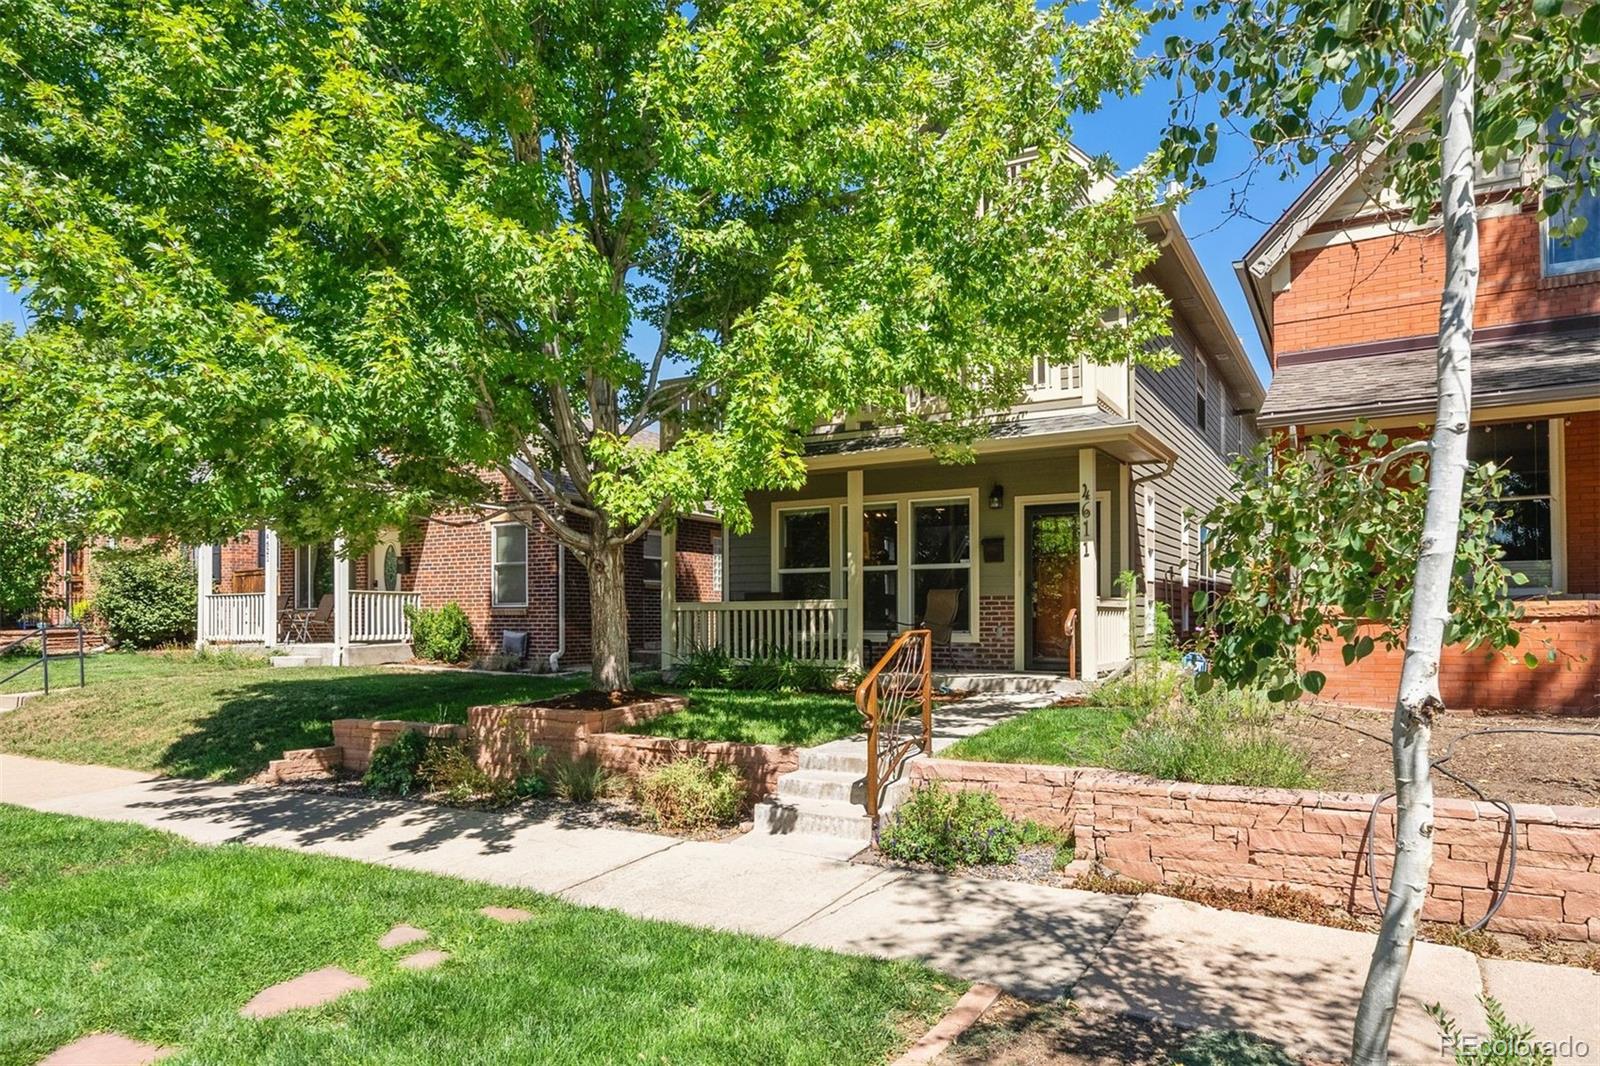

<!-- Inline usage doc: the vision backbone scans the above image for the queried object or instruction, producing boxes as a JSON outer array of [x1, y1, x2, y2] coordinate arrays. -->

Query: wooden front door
[[1025, 504, 1080, 671]]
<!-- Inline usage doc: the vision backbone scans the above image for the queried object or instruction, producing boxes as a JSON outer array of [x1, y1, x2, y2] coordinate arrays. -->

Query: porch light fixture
[[988, 484, 1004, 510]]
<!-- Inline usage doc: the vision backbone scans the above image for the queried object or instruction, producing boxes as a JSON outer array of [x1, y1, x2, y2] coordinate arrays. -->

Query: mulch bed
[[521, 689, 671, 711], [1286, 706, 1600, 806]]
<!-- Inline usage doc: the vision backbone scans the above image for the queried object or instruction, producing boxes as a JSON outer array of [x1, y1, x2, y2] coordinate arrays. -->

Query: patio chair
[[283, 594, 334, 645], [914, 588, 961, 647]]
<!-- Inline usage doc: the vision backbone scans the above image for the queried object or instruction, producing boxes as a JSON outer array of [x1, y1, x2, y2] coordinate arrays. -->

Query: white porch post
[[332, 535, 350, 664], [1142, 488, 1157, 639], [846, 468, 864, 669], [262, 529, 280, 649], [660, 526, 677, 672], [195, 544, 213, 649], [1078, 449, 1098, 681]]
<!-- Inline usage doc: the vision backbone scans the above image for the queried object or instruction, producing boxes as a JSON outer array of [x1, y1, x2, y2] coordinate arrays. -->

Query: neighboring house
[[658, 208, 1266, 681], [196, 469, 723, 668], [1237, 74, 1600, 713]]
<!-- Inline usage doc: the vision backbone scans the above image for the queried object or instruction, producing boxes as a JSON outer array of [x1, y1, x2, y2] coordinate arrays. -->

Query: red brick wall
[[1299, 602, 1600, 715], [1275, 207, 1600, 358], [915, 759, 1600, 941], [864, 594, 1016, 672]]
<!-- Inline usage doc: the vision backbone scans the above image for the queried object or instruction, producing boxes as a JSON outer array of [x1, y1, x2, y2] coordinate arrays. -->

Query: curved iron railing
[[856, 628, 933, 832]]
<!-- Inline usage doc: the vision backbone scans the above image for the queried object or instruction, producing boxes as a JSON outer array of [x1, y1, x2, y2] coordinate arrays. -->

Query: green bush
[[1086, 663, 1181, 715], [551, 755, 614, 803], [405, 602, 473, 662], [878, 783, 1022, 869], [418, 741, 509, 805], [363, 730, 433, 796], [1429, 995, 1553, 1066], [92, 547, 197, 648], [636, 757, 745, 832], [673, 646, 742, 688], [1112, 683, 1315, 789], [741, 649, 839, 693]]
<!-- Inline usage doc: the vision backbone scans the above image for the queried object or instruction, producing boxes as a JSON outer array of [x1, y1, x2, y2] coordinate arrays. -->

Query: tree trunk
[[1350, 7, 1478, 1062], [586, 539, 632, 692]]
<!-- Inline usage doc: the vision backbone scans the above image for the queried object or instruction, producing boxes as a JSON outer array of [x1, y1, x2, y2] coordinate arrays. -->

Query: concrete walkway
[[4, 753, 1596, 1063]]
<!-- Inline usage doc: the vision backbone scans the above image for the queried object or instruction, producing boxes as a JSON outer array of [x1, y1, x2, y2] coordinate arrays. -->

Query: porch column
[[1142, 488, 1157, 639], [1078, 449, 1098, 681], [660, 525, 677, 672], [846, 468, 864, 668], [195, 544, 214, 649], [262, 529, 281, 649], [332, 535, 350, 663]]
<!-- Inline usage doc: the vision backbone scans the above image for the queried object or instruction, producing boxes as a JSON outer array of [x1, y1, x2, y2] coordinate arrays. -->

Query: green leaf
[[1532, 0, 1562, 17], [1302, 670, 1327, 695], [1523, 652, 1539, 669], [1335, 1, 1362, 38], [1583, 5, 1600, 44], [1193, 671, 1215, 694]]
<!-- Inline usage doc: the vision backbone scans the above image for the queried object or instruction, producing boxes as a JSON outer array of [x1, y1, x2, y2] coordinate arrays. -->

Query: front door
[[370, 532, 402, 591], [1025, 504, 1080, 673]]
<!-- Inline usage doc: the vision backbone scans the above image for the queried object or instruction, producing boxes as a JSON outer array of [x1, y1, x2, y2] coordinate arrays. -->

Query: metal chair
[[283, 594, 333, 645], [914, 588, 961, 647]]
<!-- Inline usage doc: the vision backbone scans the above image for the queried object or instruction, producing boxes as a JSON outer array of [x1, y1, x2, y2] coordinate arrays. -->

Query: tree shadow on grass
[[159, 671, 582, 783], [634, 689, 864, 746]]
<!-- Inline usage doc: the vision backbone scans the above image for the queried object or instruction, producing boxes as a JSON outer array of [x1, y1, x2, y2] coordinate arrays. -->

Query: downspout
[[547, 540, 566, 673]]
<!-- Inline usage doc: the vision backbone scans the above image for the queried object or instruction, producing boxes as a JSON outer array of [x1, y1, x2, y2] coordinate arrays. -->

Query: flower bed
[[912, 757, 1600, 942]]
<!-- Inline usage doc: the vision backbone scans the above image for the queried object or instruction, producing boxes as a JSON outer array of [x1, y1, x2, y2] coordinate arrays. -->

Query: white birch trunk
[[1349, 4, 1479, 1060]]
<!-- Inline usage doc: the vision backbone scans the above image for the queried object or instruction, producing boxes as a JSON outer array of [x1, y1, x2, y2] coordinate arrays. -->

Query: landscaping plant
[[672, 647, 743, 689], [636, 757, 746, 833], [739, 650, 840, 694], [418, 741, 510, 806], [878, 783, 1023, 870], [363, 731, 434, 797], [1161, 0, 1600, 1055], [551, 755, 615, 804], [1111, 685, 1316, 790], [1428, 996, 1554, 1066], [90, 547, 197, 648], [404, 603, 473, 664]]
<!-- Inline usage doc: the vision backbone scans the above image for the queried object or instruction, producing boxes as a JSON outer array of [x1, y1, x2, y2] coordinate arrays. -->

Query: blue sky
[[0, 10, 1310, 387]]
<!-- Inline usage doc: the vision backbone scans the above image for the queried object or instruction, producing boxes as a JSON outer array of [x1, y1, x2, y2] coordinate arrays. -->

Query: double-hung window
[[1545, 108, 1600, 276], [1469, 420, 1557, 590], [492, 523, 528, 607], [777, 508, 833, 599], [911, 500, 973, 632], [642, 530, 662, 587], [860, 503, 900, 631]]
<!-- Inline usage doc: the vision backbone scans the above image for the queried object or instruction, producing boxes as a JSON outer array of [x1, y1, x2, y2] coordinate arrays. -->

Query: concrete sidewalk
[[5, 753, 1596, 1063]]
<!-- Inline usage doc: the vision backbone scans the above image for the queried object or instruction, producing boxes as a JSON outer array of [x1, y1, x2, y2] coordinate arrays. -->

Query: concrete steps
[[271, 646, 337, 668], [750, 797, 872, 842], [934, 671, 1080, 696], [0, 691, 41, 713], [776, 768, 863, 805]]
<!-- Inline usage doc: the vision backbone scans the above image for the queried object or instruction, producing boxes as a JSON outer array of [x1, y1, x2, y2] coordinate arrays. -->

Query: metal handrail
[[0, 623, 86, 695], [856, 628, 933, 833]]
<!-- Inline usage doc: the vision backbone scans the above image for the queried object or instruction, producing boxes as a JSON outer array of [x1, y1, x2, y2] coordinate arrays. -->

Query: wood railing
[[202, 593, 267, 642], [1095, 599, 1132, 671], [673, 599, 849, 662], [857, 628, 933, 831], [351, 591, 422, 643]]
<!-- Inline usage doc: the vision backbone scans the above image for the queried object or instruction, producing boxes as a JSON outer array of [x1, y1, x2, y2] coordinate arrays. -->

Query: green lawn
[[940, 703, 1141, 766], [634, 687, 864, 746], [0, 806, 958, 1066], [0, 651, 582, 781]]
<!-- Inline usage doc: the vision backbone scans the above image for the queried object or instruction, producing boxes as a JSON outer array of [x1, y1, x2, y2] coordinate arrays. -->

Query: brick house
[[1237, 74, 1600, 713], [195, 467, 723, 669], [658, 205, 1266, 680]]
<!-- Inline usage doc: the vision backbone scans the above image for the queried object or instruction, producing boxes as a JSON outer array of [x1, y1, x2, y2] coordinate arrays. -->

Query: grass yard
[[0, 650, 582, 781], [0, 806, 959, 1066], [940, 703, 1141, 766], [633, 687, 864, 747]]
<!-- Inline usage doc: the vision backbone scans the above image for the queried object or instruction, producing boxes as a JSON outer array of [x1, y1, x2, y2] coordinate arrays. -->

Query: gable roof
[[1234, 73, 1445, 357]]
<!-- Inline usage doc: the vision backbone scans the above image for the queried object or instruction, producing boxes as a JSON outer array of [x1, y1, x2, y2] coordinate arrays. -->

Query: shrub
[[551, 755, 614, 803], [1429, 995, 1553, 1066], [740, 649, 839, 693], [673, 646, 742, 688], [1112, 684, 1315, 789], [364, 730, 433, 796], [91, 547, 197, 648], [1173, 1030, 1295, 1066], [406, 602, 473, 662], [418, 742, 509, 805], [636, 758, 745, 832], [878, 783, 1022, 869]]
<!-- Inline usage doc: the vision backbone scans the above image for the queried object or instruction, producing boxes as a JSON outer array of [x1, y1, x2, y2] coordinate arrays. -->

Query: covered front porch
[[194, 530, 419, 666], [661, 429, 1175, 681]]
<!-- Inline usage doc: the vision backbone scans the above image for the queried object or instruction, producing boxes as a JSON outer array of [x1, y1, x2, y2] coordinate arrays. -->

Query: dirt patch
[[520, 689, 669, 711], [1284, 705, 1600, 806], [937, 996, 1299, 1065]]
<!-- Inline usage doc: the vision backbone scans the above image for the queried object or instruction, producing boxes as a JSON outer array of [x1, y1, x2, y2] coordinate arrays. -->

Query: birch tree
[[1161, 1, 1600, 1060], [0, 0, 1174, 691]]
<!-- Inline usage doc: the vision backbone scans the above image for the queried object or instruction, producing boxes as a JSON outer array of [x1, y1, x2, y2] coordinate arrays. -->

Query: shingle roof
[[804, 406, 1130, 456], [1258, 329, 1600, 426]]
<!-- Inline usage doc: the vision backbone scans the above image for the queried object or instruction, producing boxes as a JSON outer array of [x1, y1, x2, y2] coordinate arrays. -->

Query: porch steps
[[271, 646, 338, 669], [0, 691, 41, 713], [933, 671, 1079, 696], [740, 743, 879, 859], [775, 768, 863, 804]]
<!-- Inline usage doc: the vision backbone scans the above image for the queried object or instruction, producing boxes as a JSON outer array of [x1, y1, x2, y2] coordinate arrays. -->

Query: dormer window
[[1544, 108, 1600, 276]]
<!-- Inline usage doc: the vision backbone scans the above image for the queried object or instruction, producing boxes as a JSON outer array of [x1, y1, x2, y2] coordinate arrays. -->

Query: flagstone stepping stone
[[378, 923, 429, 949], [39, 1033, 174, 1065], [240, 966, 370, 1019], [478, 906, 533, 924], [398, 949, 450, 971]]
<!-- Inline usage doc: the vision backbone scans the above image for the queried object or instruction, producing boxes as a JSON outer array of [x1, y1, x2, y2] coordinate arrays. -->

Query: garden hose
[[1310, 714, 1600, 932]]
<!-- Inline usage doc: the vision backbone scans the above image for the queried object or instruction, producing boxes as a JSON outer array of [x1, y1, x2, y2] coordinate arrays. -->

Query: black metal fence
[[0, 623, 87, 695]]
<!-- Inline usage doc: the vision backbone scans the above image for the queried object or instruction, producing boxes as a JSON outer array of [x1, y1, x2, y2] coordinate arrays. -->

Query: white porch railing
[[674, 600, 850, 663], [350, 591, 422, 643], [1096, 599, 1132, 668], [202, 593, 267, 642]]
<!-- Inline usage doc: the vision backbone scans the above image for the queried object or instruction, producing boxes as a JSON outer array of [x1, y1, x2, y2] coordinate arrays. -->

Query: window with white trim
[[642, 530, 662, 587], [710, 532, 724, 599], [1198, 524, 1213, 580], [777, 507, 832, 600], [911, 499, 973, 632], [1545, 108, 1600, 276], [859, 503, 900, 631], [491, 523, 528, 607], [1469, 420, 1558, 590]]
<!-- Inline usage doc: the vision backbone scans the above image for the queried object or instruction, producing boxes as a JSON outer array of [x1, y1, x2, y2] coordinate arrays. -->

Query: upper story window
[[642, 530, 662, 588], [1544, 109, 1600, 276], [491, 522, 528, 607], [1194, 358, 1209, 432], [1469, 420, 1557, 591]]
